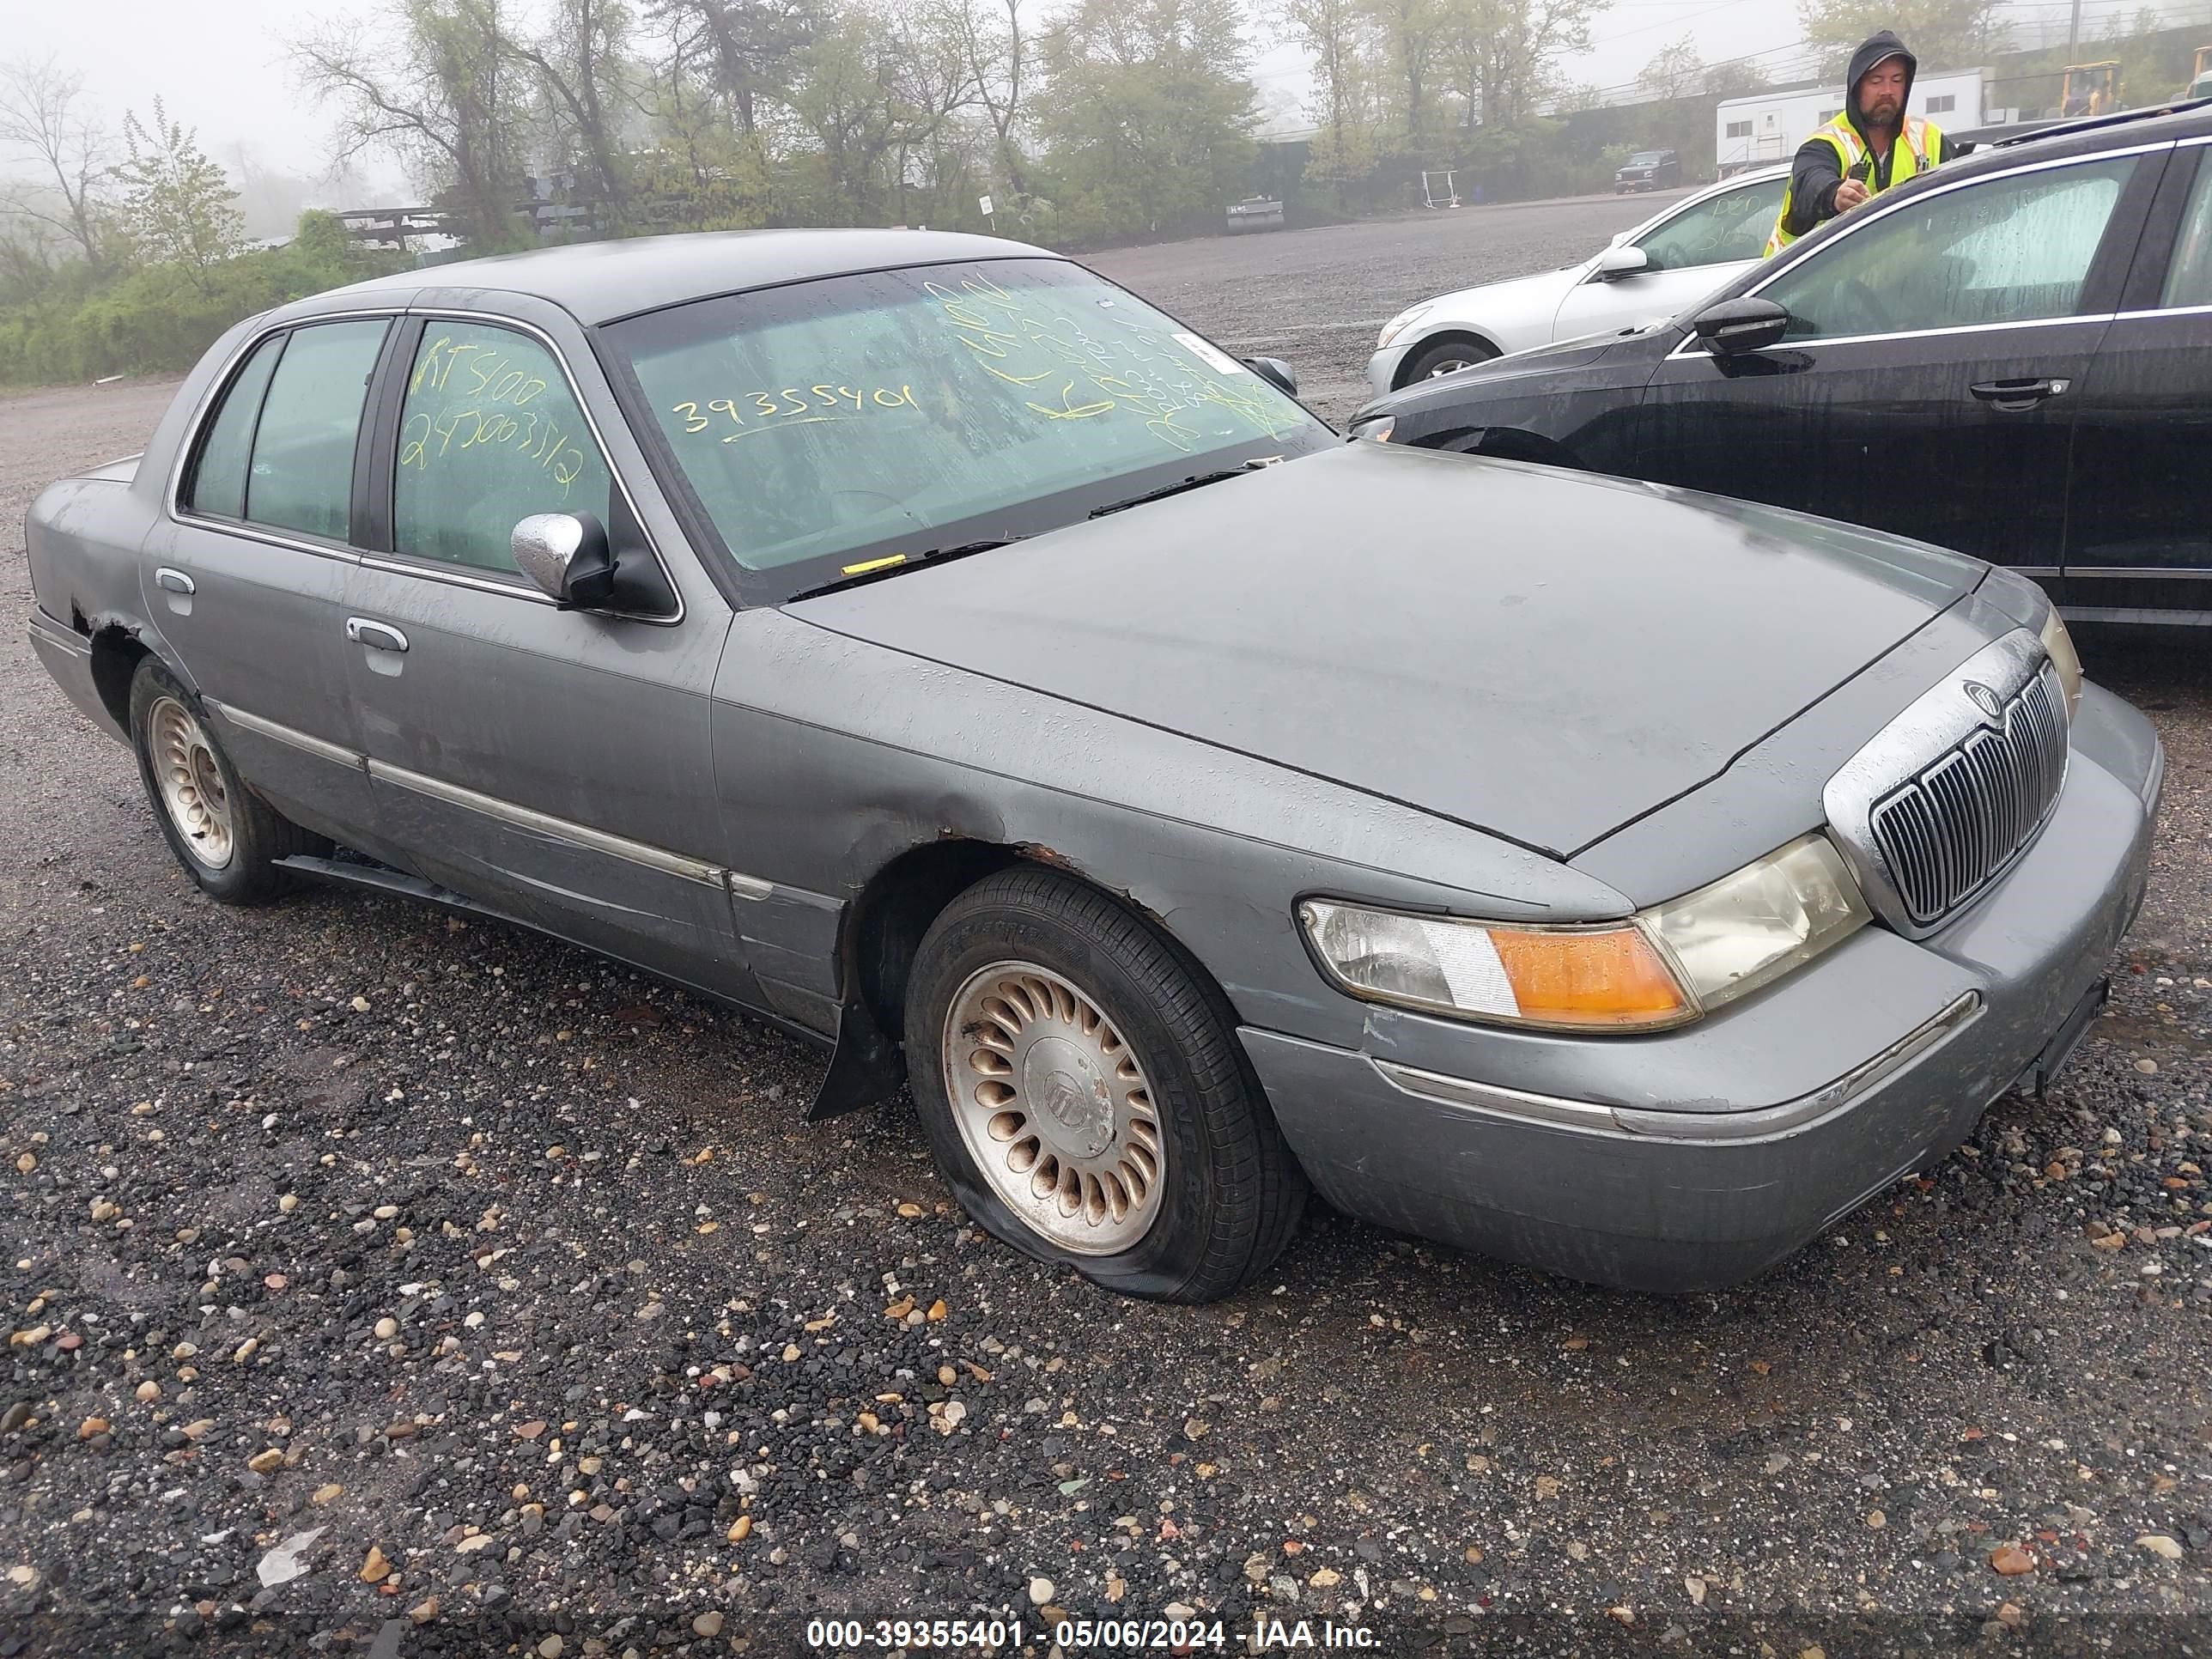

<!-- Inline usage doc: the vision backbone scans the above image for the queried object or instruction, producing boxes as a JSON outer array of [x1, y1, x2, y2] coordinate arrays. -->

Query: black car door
[[2062, 141, 2212, 619], [1636, 145, 2167, 574]]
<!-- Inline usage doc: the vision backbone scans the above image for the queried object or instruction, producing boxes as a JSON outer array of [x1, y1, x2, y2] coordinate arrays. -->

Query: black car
[[1615, 149, 1683, 193], [1361, 101, 2212, 624]]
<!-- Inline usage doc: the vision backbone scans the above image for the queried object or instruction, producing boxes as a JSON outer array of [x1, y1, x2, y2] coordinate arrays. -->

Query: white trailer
[[1716, 70, 1985, 176]]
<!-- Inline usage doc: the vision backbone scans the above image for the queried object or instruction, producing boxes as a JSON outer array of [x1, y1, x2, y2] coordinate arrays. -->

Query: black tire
[[128, 656, 322, 905], [1401, 337, 1498, 384], [904, 866, 1307, 1302]]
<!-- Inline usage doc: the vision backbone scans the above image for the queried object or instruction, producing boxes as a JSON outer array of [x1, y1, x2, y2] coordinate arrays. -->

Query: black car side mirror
[[1691, 297, 1790, 356], [1243, 356, 1297, 397]]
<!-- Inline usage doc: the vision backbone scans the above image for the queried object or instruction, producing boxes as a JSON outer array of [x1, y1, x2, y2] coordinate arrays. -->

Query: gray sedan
[[26, 230, 2162, 1300]]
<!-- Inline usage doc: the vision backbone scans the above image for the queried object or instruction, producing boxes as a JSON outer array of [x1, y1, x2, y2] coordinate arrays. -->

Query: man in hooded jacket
[[1765, 30, 1956, 255]]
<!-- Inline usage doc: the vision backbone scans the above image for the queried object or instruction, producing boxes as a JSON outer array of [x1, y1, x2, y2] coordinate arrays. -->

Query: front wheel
[[905, 866, 1306, 1302], [1401, 337, 1499, 383]]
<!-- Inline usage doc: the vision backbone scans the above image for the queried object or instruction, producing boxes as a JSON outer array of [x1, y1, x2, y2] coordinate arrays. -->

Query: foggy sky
[[3, 0, 2166, 206]]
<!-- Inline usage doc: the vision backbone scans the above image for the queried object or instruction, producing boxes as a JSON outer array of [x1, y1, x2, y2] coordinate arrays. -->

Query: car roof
[[318, 228, 1058, 326], [1954, 97, 2212, 172]]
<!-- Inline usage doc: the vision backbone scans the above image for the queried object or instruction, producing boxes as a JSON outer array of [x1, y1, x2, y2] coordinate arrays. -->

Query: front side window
[[245, 319, 390, 540], [1635, 178, 1787, 270], [1764, 156, 2136, 340], [605, 258, 1330, 598], [392, 321, 613, 574], [183, 332, 284, 520], [2159, 155, 2212, 309]]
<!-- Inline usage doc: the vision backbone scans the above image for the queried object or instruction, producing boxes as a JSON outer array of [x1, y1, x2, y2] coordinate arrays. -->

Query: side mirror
[[1594, 245, 1650, 282], [513, 512, 617, 609], [1691, 296, 1790, 356], [1243, 356, 1297, 397]]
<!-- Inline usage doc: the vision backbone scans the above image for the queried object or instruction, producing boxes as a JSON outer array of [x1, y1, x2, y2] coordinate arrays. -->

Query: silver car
[[1368, 166, 1790, 392], [27, 230, 2160, 1301]]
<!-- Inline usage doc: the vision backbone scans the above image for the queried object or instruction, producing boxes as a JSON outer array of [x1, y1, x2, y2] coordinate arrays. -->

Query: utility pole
[[2066, 0, 2082, 59]]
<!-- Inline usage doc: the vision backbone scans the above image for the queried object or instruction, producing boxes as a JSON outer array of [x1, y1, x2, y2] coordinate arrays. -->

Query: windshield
[[603, 258, 1331, 599], [1629, 152, 1668, 165]]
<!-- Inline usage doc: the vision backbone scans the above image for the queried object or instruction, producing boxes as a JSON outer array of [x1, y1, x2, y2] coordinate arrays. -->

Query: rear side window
[[392, 321, 613, 574], [242, 319, 389, 541], [185, 334, 284, 520]]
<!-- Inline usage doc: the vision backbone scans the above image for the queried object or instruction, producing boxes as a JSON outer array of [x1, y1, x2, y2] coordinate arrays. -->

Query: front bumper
[[1365, 343, 1413, 399], [1243, 683, 2163, 1292]]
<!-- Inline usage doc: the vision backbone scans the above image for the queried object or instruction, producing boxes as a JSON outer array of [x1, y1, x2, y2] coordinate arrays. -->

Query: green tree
[[0, 58, 118, 270], [1638, 34, 1703, 100], [112, 100, 243, 280], [1796, 0, 2007, 76], [1036, 0, 1258, 240], [291, 0, 532, 248]]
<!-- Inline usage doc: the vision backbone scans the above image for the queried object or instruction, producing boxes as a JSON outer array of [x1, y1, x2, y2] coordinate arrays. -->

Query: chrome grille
[[1868, 668, 2067, 927]]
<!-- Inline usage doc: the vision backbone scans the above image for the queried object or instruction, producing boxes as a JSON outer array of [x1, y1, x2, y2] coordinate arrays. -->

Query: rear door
[[1550, 174, 1783, 343], [339, 304, 751, 999], [140, 316, 392, 845], [2061, 140, 2212, 619], [1636, 146, 2166, 573]]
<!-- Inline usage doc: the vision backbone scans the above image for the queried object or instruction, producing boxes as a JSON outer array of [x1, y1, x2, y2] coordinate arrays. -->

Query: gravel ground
[[4, 210, 2212, 1659]]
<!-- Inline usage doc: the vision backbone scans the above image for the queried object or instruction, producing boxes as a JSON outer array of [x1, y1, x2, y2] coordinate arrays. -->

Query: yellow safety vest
[[1765, 115, 1941, 257]]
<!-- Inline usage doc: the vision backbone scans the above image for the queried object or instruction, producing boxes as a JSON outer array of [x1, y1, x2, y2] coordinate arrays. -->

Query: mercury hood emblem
[[1962, 679, 2005, 722]]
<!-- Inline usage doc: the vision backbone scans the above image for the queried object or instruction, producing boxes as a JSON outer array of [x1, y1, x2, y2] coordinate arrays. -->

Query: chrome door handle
[[344, 617, 410, 653], [1969, 377, 2069, 411], [154, 568, 195, 595]]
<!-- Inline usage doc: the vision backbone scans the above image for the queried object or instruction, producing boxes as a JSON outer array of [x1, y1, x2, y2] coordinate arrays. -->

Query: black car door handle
[[1969, 377, 2070, 410]]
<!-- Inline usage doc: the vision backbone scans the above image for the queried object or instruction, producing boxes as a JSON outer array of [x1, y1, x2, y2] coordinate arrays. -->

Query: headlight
[[1377, 303, 1431, 349], [2039, 606, 2083, 719], [1298, 834, 1869, 1033], [1349, 416, 1395, 443]]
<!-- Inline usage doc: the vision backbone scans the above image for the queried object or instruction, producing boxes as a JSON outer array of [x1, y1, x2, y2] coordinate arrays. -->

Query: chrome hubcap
[[943, 961, 1166, 1255], [1425, 359, 1471, 377], [148, 696, 234, 870]]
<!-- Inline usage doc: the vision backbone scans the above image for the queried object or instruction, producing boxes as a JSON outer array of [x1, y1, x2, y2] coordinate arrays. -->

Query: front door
[[2063, 143, 2212, 618], [139, 317, 392, 846], [339, 311, 749, 1000], [1638, 149, 2157, 574]]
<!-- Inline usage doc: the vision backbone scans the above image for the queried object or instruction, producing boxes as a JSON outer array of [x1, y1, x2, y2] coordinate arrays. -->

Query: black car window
[[2160, 155, 2212, 308], [392, 321, 614, 575], [1763, 155, 2136, 340], [1635, 178, 1786, 270], [243, 319, 390, 541], [183, 332, 284, 520]]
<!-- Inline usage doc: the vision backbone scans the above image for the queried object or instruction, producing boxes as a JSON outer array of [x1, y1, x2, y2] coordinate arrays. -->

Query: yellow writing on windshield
[[670, 386, 917, 442], [924, 275, 1297, 453]]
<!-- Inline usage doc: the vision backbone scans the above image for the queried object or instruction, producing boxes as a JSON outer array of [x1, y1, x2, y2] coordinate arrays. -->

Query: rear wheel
[[128, 657, 322, 904], [905, 866, 1306, 1302], [1401, 337, 1499, 383]]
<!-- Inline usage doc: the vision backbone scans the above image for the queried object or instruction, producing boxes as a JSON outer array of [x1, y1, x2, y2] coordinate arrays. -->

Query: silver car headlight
[[1377, 303, 1432, 349], [2039, 606, 2083, 719], [1297, 834, 1869, 1033]]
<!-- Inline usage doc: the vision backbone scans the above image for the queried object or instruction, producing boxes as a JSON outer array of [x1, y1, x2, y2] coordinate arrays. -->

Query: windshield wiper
[[1086, 459, 1278, 520], [786, 538, 1022, 602]]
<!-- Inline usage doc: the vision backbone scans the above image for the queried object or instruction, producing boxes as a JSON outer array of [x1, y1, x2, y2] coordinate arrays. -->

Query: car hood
[[1413, 265, 1578, 325], [787, 442, 1980, 856]]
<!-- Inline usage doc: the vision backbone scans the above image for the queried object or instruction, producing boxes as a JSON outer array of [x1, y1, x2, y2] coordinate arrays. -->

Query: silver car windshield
[[605, 258, 1329, 594]]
